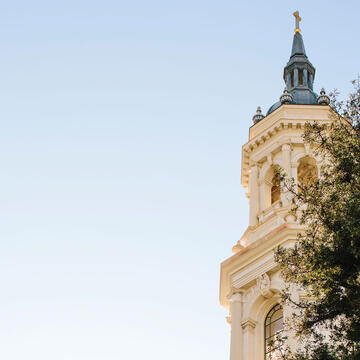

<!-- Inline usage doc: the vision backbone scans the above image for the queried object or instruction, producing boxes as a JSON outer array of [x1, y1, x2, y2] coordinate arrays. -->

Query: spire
[[284, 11, 314, 92], [283, 33, 315, 92], [291, 32, 307, 58], [266, 12, 318, 116]]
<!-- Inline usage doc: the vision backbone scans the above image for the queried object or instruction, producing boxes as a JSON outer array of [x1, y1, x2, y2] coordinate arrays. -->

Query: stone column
[[241, 319, 256, 360], [294, 68, 299, 87], [291, 162, 298, 189], [229, 291, 243, 360], [259, 179, 265, 213], [286, 72, 291, 89], [249, 164, 259, 226], [281, 144, 291, 206], [282, 144, 291, 175], [309, 73, 314, 89], [303, 69, 308, 87]]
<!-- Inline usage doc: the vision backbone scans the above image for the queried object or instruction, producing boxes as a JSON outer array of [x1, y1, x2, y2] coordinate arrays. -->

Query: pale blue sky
[[0, 1, 359, 359]]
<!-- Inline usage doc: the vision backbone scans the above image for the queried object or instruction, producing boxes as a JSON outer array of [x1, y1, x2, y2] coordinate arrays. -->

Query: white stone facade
[[219, 104, 331, 360]]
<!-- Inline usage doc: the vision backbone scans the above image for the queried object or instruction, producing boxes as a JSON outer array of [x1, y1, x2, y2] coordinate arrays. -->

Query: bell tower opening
[[271, 172, 280, 204], [297, 156, 317, 191], [290, 71, 294, 88], [298, 69, 303, 86]]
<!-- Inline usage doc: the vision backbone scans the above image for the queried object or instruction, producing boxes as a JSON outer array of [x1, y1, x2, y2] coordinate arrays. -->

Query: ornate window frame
[[264, 303, 283, 359]]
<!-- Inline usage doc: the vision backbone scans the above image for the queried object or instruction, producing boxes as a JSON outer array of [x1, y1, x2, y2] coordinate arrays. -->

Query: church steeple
[[290, 32, 306, 57], [266, 11, 318, 115], [221, 13, 334, 360], [283, 26, 316, 94]]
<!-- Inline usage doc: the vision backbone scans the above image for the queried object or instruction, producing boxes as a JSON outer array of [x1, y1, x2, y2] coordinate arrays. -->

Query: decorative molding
[[226, 286, 245, 301], [241, 271, 275, 303], [232, 256, 275, 289], [241, 107, 332, 189], [241, 318, 257, 330], [256, 273, 274, 299], [267, 154, 273, 166]]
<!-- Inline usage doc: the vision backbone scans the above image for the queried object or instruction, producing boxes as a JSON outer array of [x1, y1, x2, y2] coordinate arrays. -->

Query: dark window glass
[[271, 173, 280, 204], [297, 157, 317, 193], [298, 69, 303, 85], [264, 304, 284, 360], [290, 71, 294, 88]]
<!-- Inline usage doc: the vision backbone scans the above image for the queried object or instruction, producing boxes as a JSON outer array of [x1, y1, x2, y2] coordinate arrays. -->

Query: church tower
[[219, 12, 332, 360]]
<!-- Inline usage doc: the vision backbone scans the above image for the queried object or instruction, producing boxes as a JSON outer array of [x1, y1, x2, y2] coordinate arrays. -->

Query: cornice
[[241, 105, 331, 190], [248, 104, 330, 140], [219, 223, 302, 308]]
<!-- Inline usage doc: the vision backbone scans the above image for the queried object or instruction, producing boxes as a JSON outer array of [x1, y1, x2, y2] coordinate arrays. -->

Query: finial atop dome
[[317, 88, 330, 105], [280, 88, 293, 104], [252, 106, 265, 124], [293, 11, 302, 34]]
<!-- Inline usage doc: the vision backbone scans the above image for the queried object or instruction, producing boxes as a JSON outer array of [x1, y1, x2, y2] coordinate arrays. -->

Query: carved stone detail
[[256, 273, 274, 299], [226, 286, 245, 300], [242, 272, 274, 302], [241, 318, 257, 330]]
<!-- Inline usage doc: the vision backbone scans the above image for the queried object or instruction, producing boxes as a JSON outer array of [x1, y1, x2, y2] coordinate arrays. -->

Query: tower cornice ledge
[[249, 104, 330, 141], [241, 104, 331, 190], [219, 223, 303, 309]]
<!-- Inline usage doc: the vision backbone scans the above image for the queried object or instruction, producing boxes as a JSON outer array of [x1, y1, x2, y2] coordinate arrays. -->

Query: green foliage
[[275, 80, 360, 360]]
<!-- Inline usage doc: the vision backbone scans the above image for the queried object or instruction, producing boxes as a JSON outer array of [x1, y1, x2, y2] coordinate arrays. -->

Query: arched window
[[271, 172, 280, 204], [264, 304, 284, 360], [263, 167, 281, 210], [297, 156, 317, 192], [298, 69, 304, 85], [290, 71, 294, 88]]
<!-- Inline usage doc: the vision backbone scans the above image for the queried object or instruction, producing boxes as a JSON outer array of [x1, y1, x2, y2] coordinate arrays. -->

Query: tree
[[274, 80, 360, 360]]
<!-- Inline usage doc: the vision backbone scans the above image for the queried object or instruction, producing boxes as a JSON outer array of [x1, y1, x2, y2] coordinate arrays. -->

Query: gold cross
[[293, 11, 301, 33]]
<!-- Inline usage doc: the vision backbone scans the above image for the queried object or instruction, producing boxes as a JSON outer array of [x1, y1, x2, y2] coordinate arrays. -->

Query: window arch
[[297, 156, 317, 192], [290, 71, 294, 88], [264, 304, 284, 359], [298, 69, 304, 85], [263, 166, 281, 209]]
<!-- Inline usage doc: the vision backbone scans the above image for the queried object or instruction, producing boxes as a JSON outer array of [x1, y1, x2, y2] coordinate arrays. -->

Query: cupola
[[266, 11, 318, 116]]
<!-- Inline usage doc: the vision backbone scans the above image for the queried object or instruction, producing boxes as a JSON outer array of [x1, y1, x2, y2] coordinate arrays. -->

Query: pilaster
[[228, 289, 244, 360], [241, 318, 256, 360], [281, 144, 292, 206], [249, 164, 259, 226]]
